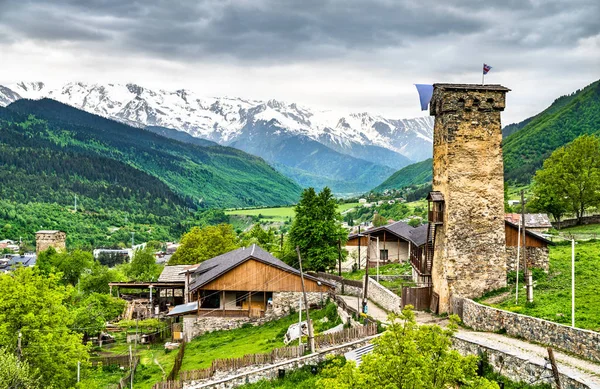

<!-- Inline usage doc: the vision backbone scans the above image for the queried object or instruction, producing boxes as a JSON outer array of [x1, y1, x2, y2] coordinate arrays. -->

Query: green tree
[[531, 135, 600, 224], [73, 293, 126, 342], [372, 213, 388, 227], [37, 248, 93, 286], [408, 218, 422, 227], [0, 268, 88, 388], [125, 246, 162, 281], [317, 307, 497, 389], [241, 224, 279, 251], [169, 224, 239, 265], [79, 261, 126, 295], [288, 187, 347, 271], [0, 348, 42, 389]]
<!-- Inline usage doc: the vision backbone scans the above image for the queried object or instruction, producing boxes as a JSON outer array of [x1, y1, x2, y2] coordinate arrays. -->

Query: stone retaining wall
[[553, 215, 600, 229], [310, 272, 363, 297], [505, 246, 550, 272], [370, 274, 412, 282], [366, 276, 401, 314], [453, 336, 591, 389], [456, 298, 600, 364], [184, 336, 380, 388]]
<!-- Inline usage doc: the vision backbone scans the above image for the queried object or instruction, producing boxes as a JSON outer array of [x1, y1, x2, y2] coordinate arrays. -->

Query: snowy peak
[[0, 81, 434, 162]]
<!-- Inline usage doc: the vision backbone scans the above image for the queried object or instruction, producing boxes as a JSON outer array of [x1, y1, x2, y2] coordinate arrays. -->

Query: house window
[[236, 292, 246, 307], [380, 249, 389, 261], [200, 291, 220, 309]]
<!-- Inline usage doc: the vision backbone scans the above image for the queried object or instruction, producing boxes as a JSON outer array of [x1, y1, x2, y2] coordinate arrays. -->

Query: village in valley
[[1, 1, 600, 389], [2, 80, 600, 389]]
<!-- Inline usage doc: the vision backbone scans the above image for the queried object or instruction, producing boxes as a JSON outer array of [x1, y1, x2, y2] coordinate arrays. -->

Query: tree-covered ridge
[[503, 79, 600, 183], [4, 98, 302, 208], [372, 158, 432, 193]]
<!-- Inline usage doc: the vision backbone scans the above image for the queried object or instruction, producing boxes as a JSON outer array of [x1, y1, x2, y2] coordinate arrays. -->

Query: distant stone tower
[[35, 230, 66, 255], [429, 84, 510, 313]]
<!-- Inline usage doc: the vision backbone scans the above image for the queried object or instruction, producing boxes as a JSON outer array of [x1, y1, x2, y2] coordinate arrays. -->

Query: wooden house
[[182, 245, 333, 319], [505, 220, 553, 272]]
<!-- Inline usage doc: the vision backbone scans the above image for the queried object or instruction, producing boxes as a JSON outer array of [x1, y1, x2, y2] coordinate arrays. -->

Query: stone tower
[[35, 230, 66, 255], [429, 83, 510, 313]]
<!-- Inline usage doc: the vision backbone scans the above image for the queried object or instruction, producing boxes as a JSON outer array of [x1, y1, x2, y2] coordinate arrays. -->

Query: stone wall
[[430, 84, 510, 313], [505, 246, 549, 272], [268, 291, 323, 318], [553, 215, 600, 229], [184, 336, 379, 389], [452, 335, 592, 389], [371, 274, 412, 282], [366, 276, 401, 314], [456, 298, 600, 364], [35, 231, 66, 255], [309, 272, 363, 297]]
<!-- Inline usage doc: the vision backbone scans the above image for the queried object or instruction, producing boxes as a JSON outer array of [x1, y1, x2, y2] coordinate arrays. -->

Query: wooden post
[[296, 246, 315, 353], [383, 231, 386, 262], [338, 239, 344, 294], [521, 190, 533, 303], [357, 226, 361, 269], [399, 238, 401, 262], [222, 291, 225, 314], [547, 347, 562, 389], [363, 235, 370, 319], [248, 291, 252, 316]]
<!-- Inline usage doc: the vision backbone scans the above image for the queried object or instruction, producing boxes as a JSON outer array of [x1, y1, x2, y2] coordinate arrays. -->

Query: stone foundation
[[268, 291, 323, 318], [505, 246, 549, 272]]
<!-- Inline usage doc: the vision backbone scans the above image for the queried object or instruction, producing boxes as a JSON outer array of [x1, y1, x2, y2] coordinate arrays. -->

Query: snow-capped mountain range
[[0, 81, 434, 194]]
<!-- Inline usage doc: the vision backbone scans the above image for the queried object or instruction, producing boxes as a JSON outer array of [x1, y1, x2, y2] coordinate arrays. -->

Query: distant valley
[[0, 82, 434, 193]]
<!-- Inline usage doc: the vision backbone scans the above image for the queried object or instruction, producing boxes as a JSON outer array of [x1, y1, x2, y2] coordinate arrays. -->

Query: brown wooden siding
[[505, 224, 546, 248], [346, 236, 369, 246], [200, 259, 331, 292]]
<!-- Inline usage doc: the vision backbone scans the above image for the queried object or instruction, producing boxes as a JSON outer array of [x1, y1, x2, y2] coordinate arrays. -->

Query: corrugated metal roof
[[167, 301, 198, 316], [158, 265, 188, 283]]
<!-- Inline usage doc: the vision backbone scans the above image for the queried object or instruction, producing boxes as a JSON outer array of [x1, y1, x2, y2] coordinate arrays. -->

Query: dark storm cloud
[[0, 0, 598, 61]]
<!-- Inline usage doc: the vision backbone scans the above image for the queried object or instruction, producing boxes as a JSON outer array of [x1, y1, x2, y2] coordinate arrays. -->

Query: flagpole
[[482, 72, 484, 85]]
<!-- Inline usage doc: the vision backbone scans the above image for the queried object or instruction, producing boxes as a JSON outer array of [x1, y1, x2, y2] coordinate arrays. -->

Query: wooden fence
[[176, 344, 306, 382], [152, 324, 378, 388], [116, 356, 139, 389], [314, 323, 377, 349], [90, 354, 135, 368], [401, 286, 432, 311], [167, 342, 186, 381]]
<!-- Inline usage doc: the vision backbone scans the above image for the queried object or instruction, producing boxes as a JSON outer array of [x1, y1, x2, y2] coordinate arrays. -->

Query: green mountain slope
[[4, 99, 302, 208], [373, 80, 600, 192], [372, 158, 432, 192], [503, 80, 600, 183]]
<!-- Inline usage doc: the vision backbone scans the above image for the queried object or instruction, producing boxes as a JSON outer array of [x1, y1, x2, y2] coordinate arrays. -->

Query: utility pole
[[338, 239, 344, 294], [515, 220, 521, 304], [129, 344, 133, 389], [547, 348, 562, 389], [362, 235, 370, 322], [295, 246, 315, 353], [521, 191, 533, 303], [376, 236, 380, 283], [131, 232, 135, 248], [298, 296, 302, 351], [357, 226, 361, 269], [571, 238, 575, 327]]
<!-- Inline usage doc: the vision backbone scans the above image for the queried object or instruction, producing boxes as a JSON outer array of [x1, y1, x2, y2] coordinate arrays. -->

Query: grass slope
[[372, 158, 432, 193], [4, 98, 302, 208], [225, 203, 359, 223], [484, 240, 600, 331]]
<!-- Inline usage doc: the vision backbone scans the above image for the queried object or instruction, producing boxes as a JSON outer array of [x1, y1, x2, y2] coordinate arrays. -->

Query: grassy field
[[81, 303, 340, 388], [225, 203, 360, 222], [341, 262, 412, 281], [483, 240, 600, 331]]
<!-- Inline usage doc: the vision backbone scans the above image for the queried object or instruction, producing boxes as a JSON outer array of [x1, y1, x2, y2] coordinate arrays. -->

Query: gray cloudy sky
[[0, 0, 598, 124]]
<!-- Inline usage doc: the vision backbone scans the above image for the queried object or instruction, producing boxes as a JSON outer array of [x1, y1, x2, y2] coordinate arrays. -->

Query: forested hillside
[[372, 158, 432, 193], [373, 80, 600, 193], [4, 99, 302, 207], [503, 80, 600, 182]]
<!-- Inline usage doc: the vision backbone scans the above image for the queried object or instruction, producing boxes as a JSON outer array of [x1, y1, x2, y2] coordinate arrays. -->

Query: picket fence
[[152, 324, 378, 389]]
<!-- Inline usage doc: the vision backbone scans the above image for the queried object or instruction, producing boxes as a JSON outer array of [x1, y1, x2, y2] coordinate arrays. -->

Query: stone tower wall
[[35, 231, 66, 255], [430, 84, 509, 313]]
